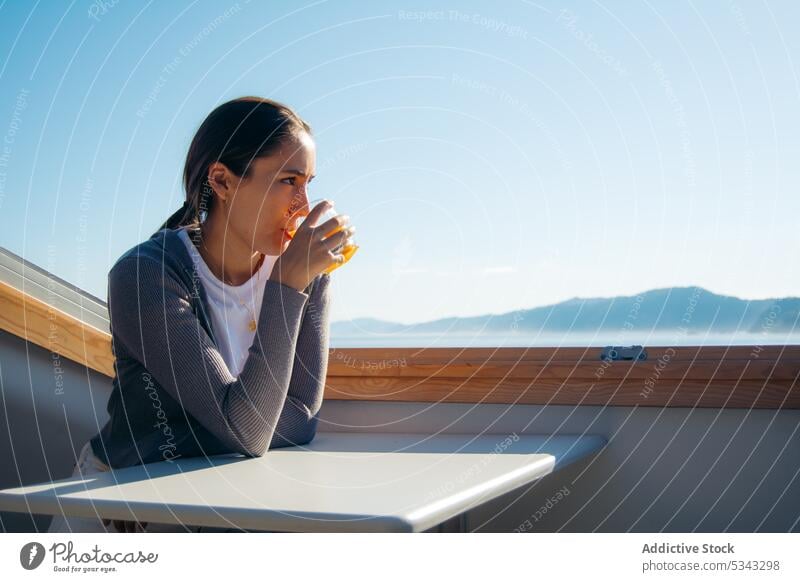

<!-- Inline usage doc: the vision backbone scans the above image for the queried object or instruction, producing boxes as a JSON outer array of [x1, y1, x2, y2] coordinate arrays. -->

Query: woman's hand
[[102, 518, 148, 533], [270, 200, 355, 292]]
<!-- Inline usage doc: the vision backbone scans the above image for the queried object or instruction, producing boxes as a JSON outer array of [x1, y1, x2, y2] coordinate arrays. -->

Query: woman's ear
[[207, 162, 233, 204]]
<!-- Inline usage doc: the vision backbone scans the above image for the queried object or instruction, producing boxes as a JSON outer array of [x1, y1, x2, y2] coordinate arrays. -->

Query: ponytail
[[155, 200, 192, 234], [153, 180, 212, 236]]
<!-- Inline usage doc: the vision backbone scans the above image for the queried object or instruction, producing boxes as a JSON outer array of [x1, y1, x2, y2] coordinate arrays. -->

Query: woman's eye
[[280, 177, 295, 185]]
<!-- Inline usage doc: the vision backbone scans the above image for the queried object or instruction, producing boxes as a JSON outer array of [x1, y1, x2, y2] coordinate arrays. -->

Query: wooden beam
[[0, 280, 115, 377], [2, 280, 797, 408]]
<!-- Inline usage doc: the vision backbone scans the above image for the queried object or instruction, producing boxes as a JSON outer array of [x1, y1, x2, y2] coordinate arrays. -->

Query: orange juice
[[286, 223, 359, 274], [323, 242, 359, 273]]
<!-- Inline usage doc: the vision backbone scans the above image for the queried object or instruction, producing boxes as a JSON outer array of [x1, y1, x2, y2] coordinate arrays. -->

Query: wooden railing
[[0, 280, 115, 376], [2, 279, 798, 408]]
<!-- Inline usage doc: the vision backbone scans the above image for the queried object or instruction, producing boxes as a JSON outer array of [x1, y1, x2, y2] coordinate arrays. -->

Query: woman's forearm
[[288, 273, 330, 413], [269, 272, 331, 448], [223, 275, 312, 455]]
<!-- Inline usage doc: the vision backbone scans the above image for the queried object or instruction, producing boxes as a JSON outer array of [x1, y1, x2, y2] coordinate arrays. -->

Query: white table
[[0, 432, 606, 532]]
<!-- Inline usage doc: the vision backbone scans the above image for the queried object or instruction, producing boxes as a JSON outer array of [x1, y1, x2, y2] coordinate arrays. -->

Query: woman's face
[[215, 132, 316, 256]]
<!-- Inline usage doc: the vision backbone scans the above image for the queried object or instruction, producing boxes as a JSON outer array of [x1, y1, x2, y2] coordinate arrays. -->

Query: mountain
[[331, 287, 800, 336]]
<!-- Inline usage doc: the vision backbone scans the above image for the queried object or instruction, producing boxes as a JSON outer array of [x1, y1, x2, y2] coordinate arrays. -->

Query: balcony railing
[[2, 278, 798, 409]]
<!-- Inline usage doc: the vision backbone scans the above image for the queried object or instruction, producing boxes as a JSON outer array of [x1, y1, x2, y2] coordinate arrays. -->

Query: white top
[[0, 432, 607, 532], [177, 227, 278, 377]]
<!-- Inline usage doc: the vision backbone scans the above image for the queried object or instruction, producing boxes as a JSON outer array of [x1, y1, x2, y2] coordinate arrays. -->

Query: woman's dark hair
[[156, 96, 312, 233]]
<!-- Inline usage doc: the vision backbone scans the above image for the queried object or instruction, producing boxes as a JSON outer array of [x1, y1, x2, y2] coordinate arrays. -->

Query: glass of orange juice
[[286, 198, 359, 274]]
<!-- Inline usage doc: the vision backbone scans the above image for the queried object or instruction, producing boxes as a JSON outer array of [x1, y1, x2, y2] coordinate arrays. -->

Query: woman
[[48, 96, 354, 533]]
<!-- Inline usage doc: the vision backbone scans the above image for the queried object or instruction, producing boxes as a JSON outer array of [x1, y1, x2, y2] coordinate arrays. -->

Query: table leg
[[432, 512, 468, 533]]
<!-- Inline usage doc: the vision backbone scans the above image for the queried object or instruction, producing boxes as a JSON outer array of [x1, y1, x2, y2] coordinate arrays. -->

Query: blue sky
[[1, 0, 799, 324]]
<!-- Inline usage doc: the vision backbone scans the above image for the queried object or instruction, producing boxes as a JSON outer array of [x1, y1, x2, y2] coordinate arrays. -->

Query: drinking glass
[[286, 198, 359, 274]]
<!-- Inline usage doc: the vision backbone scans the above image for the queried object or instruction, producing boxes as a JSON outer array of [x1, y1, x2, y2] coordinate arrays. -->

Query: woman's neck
[[193, 215, 263, 286]]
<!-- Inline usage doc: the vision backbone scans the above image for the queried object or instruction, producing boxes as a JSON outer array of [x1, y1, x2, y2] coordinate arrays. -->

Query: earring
[[199, 178, 214, 223]]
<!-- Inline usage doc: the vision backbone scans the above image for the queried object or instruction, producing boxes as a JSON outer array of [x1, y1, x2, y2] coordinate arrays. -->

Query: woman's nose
[[289, 189, 310, 220], [300, 184, 309, 209]]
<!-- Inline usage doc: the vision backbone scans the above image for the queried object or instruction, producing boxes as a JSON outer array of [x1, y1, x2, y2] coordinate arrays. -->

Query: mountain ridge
[[332, 286, 800, 336]]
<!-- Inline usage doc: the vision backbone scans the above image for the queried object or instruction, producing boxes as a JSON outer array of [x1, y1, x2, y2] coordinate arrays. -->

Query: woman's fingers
[[273, 200, 355, 290], [314, 214, 350, 241], [300, 199, 333, 230], [322, 225, 355, 252]]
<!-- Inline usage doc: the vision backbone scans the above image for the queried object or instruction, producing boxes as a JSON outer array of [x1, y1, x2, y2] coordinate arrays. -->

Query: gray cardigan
[[90, 226, 330, 469]]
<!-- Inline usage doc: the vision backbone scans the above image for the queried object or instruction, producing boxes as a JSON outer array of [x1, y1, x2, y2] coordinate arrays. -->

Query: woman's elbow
[[240, 439, 269, 458], [304, 414, 319, 444], [268, 416, 319, 451], [241, 417, 320, 456], [236, 428, 274, 457], [286, 415, 319, 447]]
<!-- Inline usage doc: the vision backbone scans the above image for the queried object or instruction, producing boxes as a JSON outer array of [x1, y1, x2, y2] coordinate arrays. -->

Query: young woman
[[47, 96, 354, 533]]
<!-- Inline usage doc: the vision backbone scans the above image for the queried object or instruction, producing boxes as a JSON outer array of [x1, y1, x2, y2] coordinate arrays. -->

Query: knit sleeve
[[270, 272, 331, 449], [107, 256, 309, 457]]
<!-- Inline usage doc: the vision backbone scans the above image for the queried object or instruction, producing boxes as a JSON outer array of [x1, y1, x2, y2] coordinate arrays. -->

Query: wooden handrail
[[0, 280, 115, 377], [2, 279, 798, 408]]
